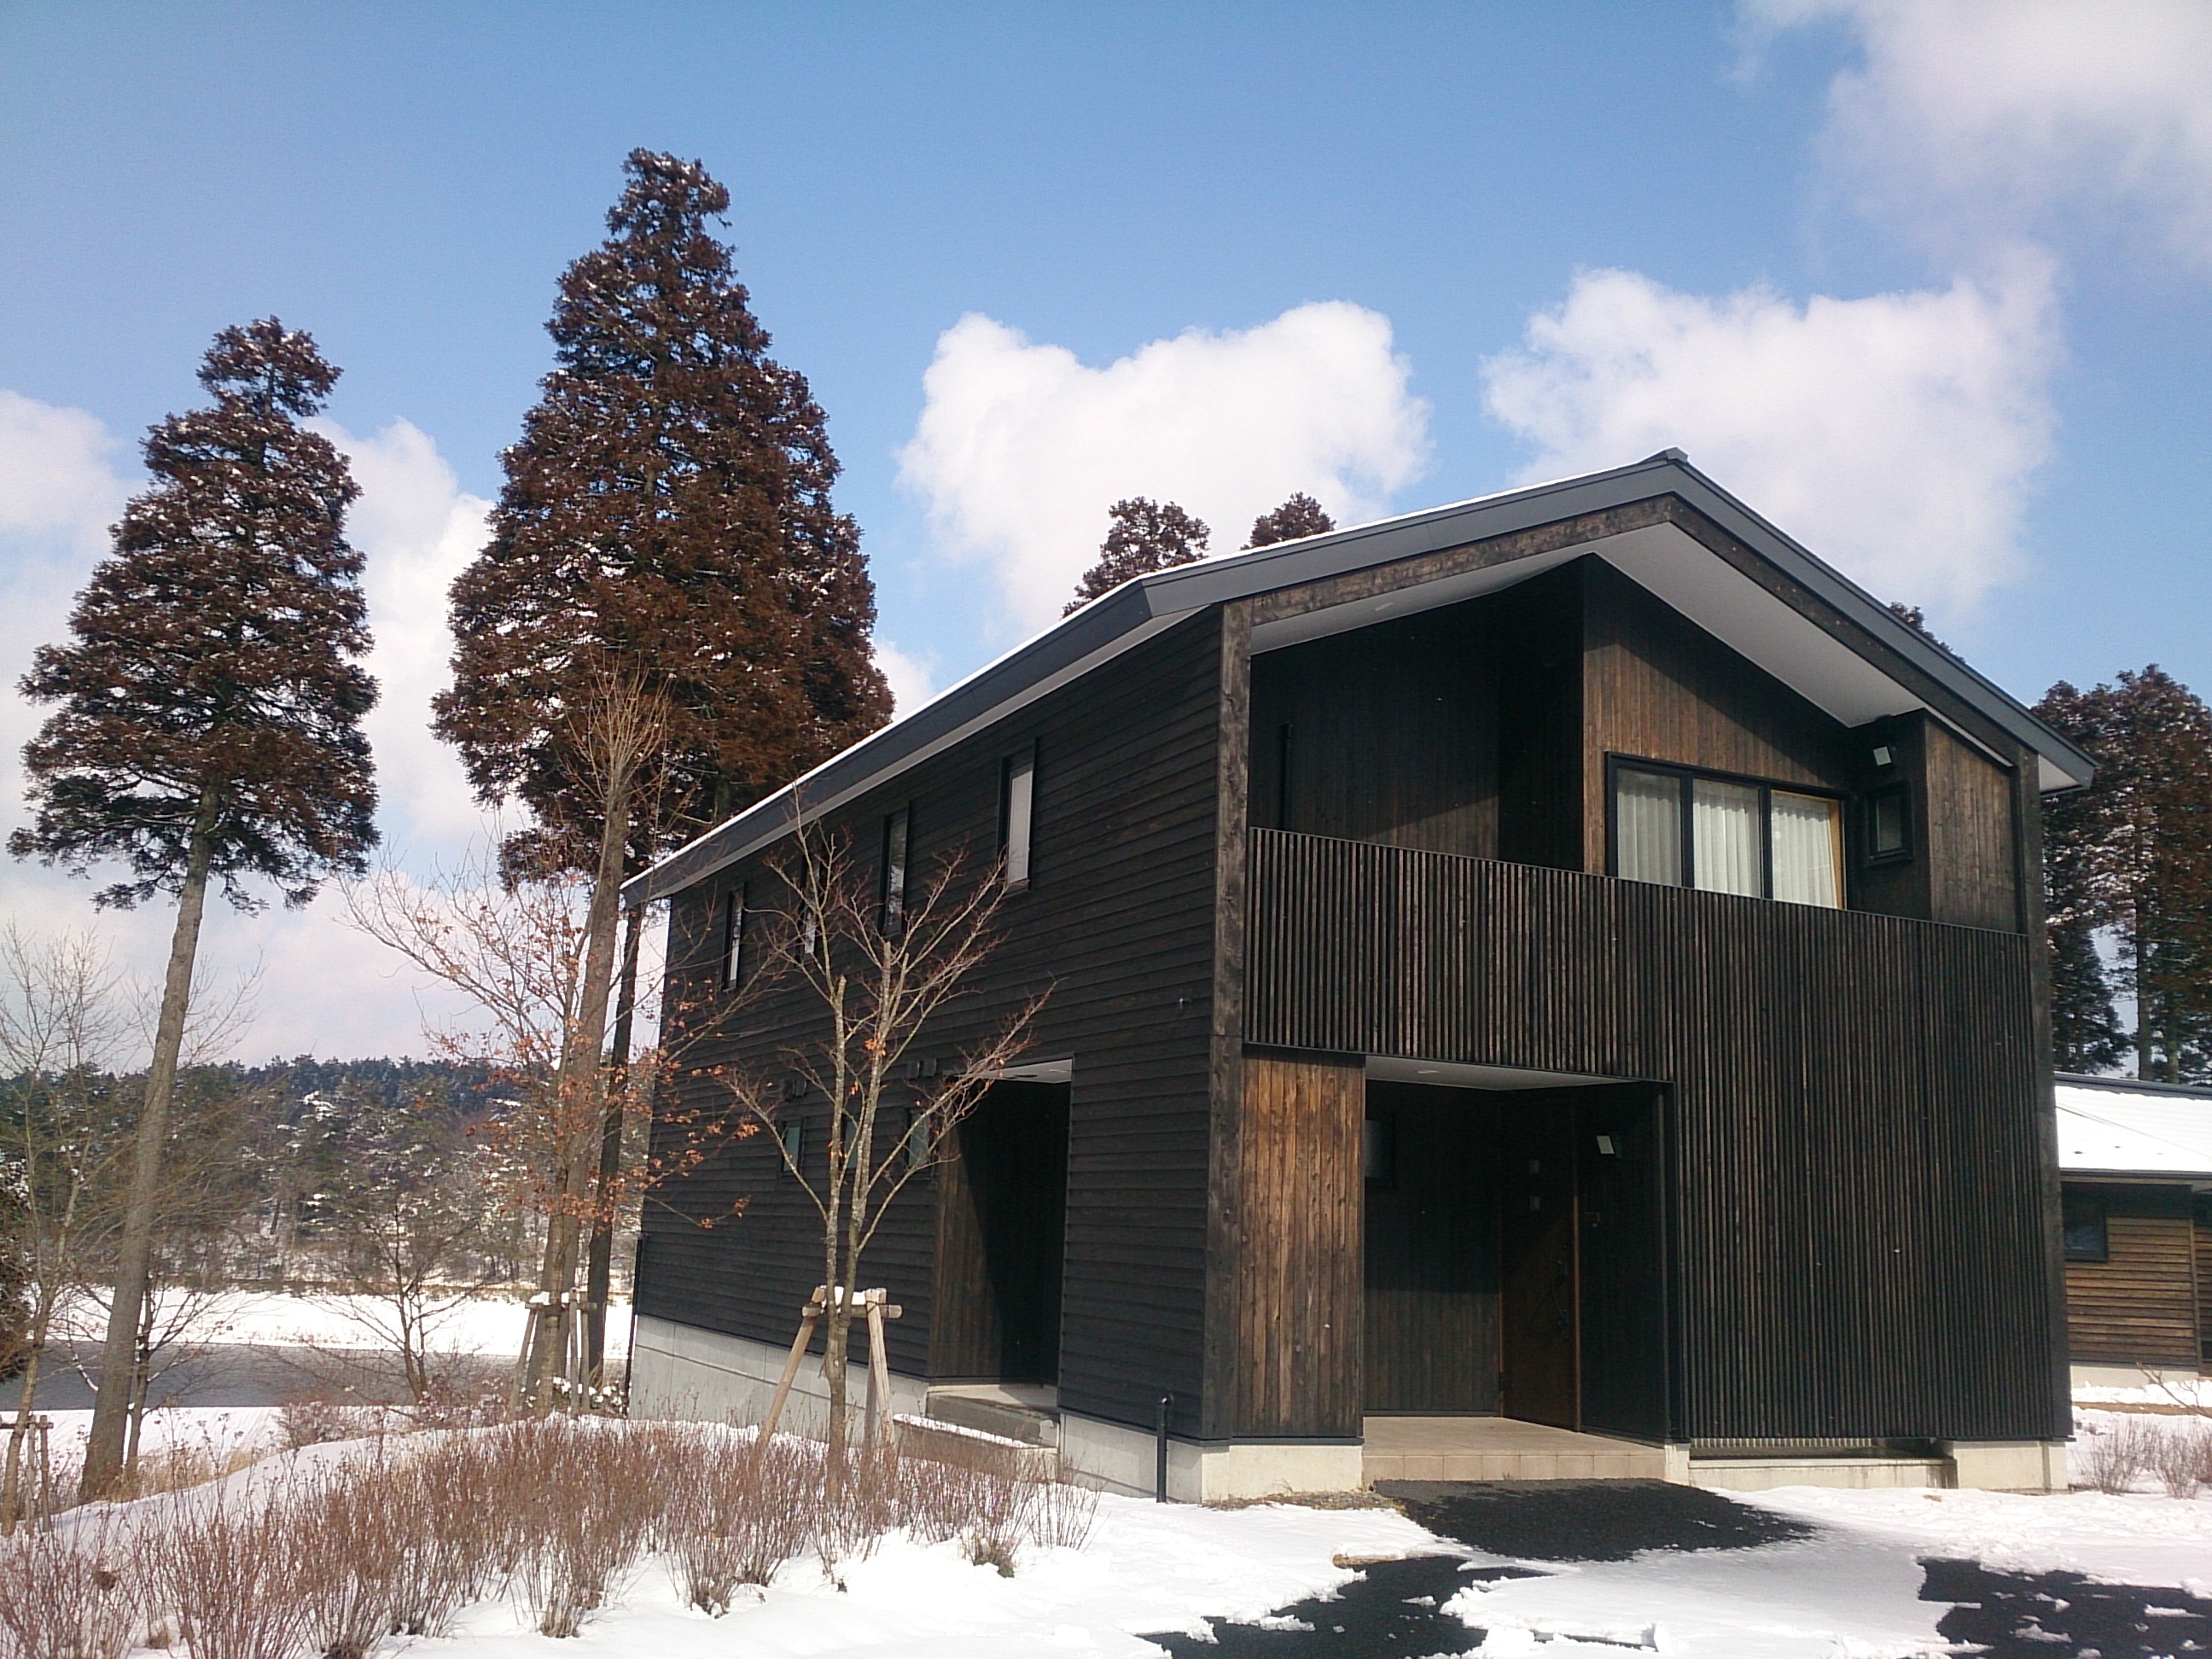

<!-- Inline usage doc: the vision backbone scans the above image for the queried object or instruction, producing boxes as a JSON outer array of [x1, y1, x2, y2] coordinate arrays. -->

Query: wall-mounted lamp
[[1870, 745, 1895, 768]]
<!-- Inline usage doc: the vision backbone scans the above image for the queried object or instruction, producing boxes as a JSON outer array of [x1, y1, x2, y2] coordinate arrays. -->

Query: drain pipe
[[1155, 1394, 1173, 1502]]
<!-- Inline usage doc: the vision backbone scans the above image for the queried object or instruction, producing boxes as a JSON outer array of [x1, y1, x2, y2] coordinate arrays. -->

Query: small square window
[[2062, 1193, 2108, 1262], [1866, 787, 1911, 863]]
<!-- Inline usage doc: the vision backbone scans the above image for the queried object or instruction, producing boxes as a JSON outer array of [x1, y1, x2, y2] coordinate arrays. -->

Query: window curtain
[[1771, 791, 1842, 907], [1691, 778, 1761, 896], [1615, 766, 1683, 884]]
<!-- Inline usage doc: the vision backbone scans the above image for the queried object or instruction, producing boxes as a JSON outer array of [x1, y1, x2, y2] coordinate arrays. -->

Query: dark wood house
[[2056, 1073, 2212, 1385], [626, 453, 2093, 1496]]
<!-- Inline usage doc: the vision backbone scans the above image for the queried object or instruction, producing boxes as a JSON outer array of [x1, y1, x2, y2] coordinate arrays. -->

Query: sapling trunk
[[79, 804, 214, 1499], [583, 906, 642, 1388], [518, 771, 631, 1407]]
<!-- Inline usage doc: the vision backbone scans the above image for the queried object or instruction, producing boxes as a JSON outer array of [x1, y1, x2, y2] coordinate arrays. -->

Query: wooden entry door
[[1499, 1112, 1579, 1428]]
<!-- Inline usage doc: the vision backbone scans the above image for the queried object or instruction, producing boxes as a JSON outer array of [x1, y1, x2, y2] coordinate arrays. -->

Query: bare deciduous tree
[[726, 819, 1045, 1494]]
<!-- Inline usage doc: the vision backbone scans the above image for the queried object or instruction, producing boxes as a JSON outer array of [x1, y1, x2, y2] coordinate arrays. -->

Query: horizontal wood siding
[[1244, 827, 2062, 1443], [639, 614, 1225, 1435], [2064, 1185, 2202, 1368], [1234, 1051, 1363, 1436]]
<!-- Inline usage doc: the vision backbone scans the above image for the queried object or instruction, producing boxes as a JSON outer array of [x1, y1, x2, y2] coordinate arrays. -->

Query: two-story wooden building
[[626, 452, 2092, 1496]]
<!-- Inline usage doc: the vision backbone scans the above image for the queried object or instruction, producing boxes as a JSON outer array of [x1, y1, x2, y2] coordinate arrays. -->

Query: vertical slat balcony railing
[[1242, 826, 2062, 1446]]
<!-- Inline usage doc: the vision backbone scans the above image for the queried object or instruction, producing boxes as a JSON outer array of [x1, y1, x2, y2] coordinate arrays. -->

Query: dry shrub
[[661, 1427, 817, 1615], [2146, 1418, 2212, 1499], [387, 1435, 500, 1635], [501, 1417, 677, 1637], [152, 1487, 310, 1659], [894, 1426, 1095, 1574], [0, 1520, 143, 1659], [2080, 1415, 2160, 1493], [293, 1458, 412, 1659]]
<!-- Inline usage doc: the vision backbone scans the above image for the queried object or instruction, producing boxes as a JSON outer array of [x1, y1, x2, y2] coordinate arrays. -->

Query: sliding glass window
[[1610, 760, 1843, 908]]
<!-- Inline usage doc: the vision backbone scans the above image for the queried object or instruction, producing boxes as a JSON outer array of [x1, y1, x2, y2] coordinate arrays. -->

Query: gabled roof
[[2056, 1073, 2212, 1181], [630, 451, 2094, 905]]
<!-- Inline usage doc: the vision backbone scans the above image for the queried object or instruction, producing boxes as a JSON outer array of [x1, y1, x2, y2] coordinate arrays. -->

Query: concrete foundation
[[1057, 1410, 1365, 1503], [627, 1313, 931, 1429]]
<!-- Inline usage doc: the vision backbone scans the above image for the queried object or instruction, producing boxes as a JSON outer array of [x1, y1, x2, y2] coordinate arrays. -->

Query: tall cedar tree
[[1247, 492, 1335, 548], [10, 320, 374, 1493], [2035, 667, 2212, 1081], [435, 150, 888, 863], [1063, 498, 1210, 614], [434, 151, 889, 1394]]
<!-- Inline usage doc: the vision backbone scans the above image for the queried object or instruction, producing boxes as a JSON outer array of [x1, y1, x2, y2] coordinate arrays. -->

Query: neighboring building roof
[[2056, 1073, 2212, 1181], [629, 451, 2096, 905]]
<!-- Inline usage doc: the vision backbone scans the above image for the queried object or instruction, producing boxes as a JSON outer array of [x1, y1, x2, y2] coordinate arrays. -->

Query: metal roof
[[2056, 1074, 2212, 1181], [629, 451, 2095, 905]]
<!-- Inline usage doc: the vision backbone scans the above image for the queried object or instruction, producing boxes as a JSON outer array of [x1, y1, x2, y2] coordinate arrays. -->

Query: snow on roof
[[2055, 1075, 2212, 1179]]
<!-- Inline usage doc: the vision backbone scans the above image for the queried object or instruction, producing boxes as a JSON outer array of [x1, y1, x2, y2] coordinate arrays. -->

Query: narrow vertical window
[[1691, 777, 1761, 897], [1770, 792, 1842, 908], [1275, 723, 1295, 831], [720, 883, 747, 987], [1002, 746, 1035, 888], [880, 805, 911, 935], [1615, 765, 1685, 886]]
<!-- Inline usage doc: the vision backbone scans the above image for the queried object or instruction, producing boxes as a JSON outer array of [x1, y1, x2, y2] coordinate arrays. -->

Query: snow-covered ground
[[38, 1427, 2206, 1657], [54, 1286, 631, 1359]]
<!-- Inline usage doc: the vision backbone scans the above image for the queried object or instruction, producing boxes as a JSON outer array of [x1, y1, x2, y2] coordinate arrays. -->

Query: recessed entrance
[[929, 1080, 1070, 1385], [1364, 1079, 1669, 1441]]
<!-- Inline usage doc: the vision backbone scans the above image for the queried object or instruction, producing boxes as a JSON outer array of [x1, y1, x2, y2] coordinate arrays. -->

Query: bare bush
[[503, 1417, 677, 1637], [152, 1488, 310, 1659], [0, 1519, 143, 1659], [294, 1459, 410, 1659], [2146, 1417, 2212, 1499], [387, 1437, 499, 1635], [2079, 1415, 2160, 1493]]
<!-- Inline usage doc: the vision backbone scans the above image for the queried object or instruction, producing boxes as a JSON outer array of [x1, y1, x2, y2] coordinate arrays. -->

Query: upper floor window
[[1001, 745, 1036, 888], [880, 805, 911, 935], [1610, 760, 1843, 908], [2062, 1192, 2108, 1263], [719, 883, 747, 988]]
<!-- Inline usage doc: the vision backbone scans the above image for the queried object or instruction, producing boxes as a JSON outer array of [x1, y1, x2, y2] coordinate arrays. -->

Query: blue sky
[[2, 3, 2208, 1058]]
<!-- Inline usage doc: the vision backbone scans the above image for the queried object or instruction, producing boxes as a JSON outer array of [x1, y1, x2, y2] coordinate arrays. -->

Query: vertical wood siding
[[1581, 562, 1860, 873], [637, 614, 1226, 1435], [1234, 1051, 1364, 1436], [1921, 719, 2021, 932], [2063, 1185, 2203, 1368], [1244, 827, 2063, 1443]]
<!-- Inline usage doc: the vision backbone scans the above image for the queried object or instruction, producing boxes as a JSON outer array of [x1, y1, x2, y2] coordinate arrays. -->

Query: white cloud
[[313, 416, 491, 861], [1748, 0, 2212, 267], [873, 640, 936, 718], [897, 303, 1429, 632], [1481, 262, 2059, 608], [0, 396, 495, 1060]]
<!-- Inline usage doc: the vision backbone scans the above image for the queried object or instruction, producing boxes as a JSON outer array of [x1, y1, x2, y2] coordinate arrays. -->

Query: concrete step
[[924, 1389, 1060, 1448]]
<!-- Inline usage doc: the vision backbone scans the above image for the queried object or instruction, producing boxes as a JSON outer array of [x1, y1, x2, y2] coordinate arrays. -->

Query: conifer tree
[[10, 319, 374, 1493], [1064, 498, 1210, 614], [2036, 667, 2212, 1082], [434, 150, 890, 1394], [1246, 492, 1335, 548]]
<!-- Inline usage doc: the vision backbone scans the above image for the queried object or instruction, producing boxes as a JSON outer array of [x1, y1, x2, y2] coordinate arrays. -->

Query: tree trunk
[[583, 904, 642, 1390], [517, 777, 632, 1407], [79, 802, 214, 1500]]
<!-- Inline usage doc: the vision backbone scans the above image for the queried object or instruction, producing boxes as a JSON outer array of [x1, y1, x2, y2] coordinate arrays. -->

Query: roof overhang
[[629, 452, 2093, 905]]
